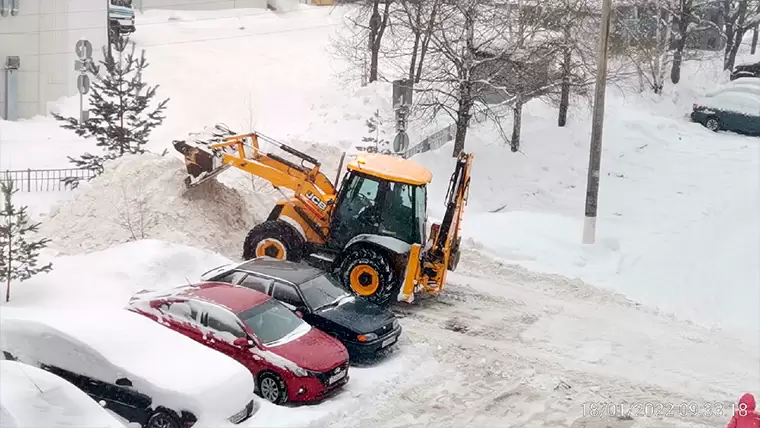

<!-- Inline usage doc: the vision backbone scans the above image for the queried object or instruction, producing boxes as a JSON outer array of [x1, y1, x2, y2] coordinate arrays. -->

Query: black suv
[[202, 258, 403, 360], [730, 61, 760, 80]]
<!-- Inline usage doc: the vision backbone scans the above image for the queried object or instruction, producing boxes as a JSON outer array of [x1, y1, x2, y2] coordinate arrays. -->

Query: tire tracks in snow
[[313, 249, 755, 428]]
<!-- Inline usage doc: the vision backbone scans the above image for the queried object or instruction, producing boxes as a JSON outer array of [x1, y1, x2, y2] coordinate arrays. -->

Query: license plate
[[329, 370, 346, 384], [381, 336, 397, 348]]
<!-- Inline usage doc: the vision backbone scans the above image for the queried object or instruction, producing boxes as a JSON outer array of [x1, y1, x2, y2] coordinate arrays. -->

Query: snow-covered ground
[[1, 5, 758, 428]]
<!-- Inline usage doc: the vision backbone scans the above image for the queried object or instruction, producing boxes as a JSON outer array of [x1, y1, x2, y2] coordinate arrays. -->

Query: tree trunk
[[724, 0, 749, 70], [558, 31, 572, 127], [368, 0, 392, 83], [726, 29, 746, 71], [670, 0, 690, 84], [415, 0, 438, 83], [408, 32, 421, 80], [752, 24, 758, 54], [452, 99, 471, 157], [368, 2, 381, 83], [5, 277, 9, 303], [511, 96, 523, 153]]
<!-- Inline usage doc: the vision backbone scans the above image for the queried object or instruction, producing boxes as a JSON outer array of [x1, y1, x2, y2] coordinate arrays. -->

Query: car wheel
[[146, 410, 180, 428], [258, 372, 288, 405], [242, 220, 305, 262], [339, 247, 396, 306], [705, 117, 720, 132]]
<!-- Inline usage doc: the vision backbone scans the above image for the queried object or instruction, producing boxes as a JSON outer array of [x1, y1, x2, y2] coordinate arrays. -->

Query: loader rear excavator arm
[[398, 151, 473, 303], [175, 130, 339, 240]]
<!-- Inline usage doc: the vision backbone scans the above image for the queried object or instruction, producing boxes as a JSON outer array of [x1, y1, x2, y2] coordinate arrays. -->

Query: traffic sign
[[77, 74, 91, 95], [75, 39, 93, 60], [393, 131, 410, 153]]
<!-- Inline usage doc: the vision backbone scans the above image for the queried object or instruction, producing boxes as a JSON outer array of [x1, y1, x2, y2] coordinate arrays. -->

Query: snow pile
[[2, 240, 232, 308], [40, 153, 254, 258]]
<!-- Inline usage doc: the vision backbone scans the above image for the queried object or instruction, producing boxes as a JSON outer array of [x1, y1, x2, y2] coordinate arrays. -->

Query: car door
[[271, 281, 308, 314], [155, 298, 206, 343], [195, 300, 249, 355], [727, 93, 760, 134], [238, 274, 274, 295], [212, 270, 248, 285]]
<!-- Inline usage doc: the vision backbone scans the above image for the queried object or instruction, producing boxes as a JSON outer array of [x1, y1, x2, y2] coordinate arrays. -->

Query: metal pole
[[582, 0, 613, 245], [79, 92, 83, 123]]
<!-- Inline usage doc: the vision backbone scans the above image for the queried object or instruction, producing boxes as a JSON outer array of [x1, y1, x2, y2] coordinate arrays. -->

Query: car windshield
[[237, 300, 307, 345], [300, 274, 350, 310]]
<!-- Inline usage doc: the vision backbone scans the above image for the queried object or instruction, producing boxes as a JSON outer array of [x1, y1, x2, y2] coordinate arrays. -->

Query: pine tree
[[0, 179, 53, 303], [53, 35, 170, 188], [360, 109, 391, 154]]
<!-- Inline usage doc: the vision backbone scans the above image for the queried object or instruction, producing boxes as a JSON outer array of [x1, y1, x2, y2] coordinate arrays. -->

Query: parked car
[[730, 61, 760, 80], [691, 87, 760, 135], [1, 359, 125, 428], [0, 308, 258, 428], [128, 282, 350, 405], [201, 257, 403, 360]]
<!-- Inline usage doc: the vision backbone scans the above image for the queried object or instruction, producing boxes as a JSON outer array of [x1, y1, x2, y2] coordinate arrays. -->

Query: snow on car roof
[[0, 308, 254, 422], [0, 360, 124, 428]]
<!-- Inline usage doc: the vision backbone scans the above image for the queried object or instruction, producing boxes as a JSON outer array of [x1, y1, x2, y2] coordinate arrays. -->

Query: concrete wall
[[134, 0, 268, 11], [0, 0, 107, 120]]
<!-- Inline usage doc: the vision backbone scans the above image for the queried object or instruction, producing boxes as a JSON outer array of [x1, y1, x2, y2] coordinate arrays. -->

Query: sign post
[[74, 39, 94, 123], [392, 78, 413, 154]]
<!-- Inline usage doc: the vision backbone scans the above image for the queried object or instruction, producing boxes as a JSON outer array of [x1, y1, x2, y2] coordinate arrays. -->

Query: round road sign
[[75, 39, 93, 60]]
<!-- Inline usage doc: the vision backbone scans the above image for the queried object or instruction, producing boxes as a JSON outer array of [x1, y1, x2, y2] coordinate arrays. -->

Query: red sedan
[[127, 282, 350, 404]]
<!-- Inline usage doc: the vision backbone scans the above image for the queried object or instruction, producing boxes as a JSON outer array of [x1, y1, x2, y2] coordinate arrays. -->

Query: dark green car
[[691, 88, 760, 136]]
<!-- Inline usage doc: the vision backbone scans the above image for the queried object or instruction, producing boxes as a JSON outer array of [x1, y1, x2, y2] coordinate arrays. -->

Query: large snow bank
[[0, 307, 256, 425], [0, 360, 124, 428], [2, 239, 232, 308], [40, 153, 253, 258]]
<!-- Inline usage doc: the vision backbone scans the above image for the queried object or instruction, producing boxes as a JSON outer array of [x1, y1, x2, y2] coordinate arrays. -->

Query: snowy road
[[314, 249, 759, 428]]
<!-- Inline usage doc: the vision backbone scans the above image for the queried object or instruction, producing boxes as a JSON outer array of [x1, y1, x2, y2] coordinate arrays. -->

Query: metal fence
[[1, 168, 96, 192]]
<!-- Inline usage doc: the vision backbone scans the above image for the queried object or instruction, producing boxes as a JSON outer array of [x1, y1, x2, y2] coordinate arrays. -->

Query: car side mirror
[[115, 377, 133, 387], [233, 337, 254, 348]]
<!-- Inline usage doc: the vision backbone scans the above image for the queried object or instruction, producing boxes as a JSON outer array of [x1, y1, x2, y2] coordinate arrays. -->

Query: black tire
[[243, 220, 304, 261], [146, 410, 180, 428], [257, 372, 288, 405], [705, 117, 721, 132], [339, 247, 396, 306]]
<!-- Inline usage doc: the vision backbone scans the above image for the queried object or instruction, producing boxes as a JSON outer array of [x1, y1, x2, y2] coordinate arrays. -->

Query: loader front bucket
[[173, 140, 215, 178]]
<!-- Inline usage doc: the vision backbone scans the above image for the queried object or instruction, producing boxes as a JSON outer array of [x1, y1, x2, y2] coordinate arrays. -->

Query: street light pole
[[582, 0, 613, 245]]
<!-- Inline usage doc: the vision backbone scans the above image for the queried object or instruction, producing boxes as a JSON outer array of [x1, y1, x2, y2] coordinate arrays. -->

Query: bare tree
[[668, 0, 723, 83], [109, 178, 156, 242], [415, 0, 561, 156], [722, 0, 754, 70], [616, 0, 675, 94], [393, 0, 441, 82], [545, 0, 599, 126]]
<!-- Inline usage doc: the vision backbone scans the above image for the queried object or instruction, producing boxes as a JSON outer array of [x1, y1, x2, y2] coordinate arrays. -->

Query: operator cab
[[330, 154, 432, 249]]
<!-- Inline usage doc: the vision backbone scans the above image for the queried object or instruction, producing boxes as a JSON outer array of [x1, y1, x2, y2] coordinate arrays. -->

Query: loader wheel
[[339, 247, 396, 306], [243, 220, 304, 262]]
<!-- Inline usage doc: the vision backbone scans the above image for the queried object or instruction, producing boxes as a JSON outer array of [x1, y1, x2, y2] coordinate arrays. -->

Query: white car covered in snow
[[0, 359, 125, 428], [0, 308, 260, 428]]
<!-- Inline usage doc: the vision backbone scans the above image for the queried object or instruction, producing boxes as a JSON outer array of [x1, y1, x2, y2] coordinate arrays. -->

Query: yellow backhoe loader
[[172, 125, 472, 305]]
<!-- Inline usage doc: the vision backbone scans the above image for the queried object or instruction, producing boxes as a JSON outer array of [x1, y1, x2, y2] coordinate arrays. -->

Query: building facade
[[0, 0, 107, 120]]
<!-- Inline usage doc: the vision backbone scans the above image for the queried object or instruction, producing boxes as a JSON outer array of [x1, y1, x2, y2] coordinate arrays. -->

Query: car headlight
[[392, 319, 399, 329], [357, 333, 377, 342]]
